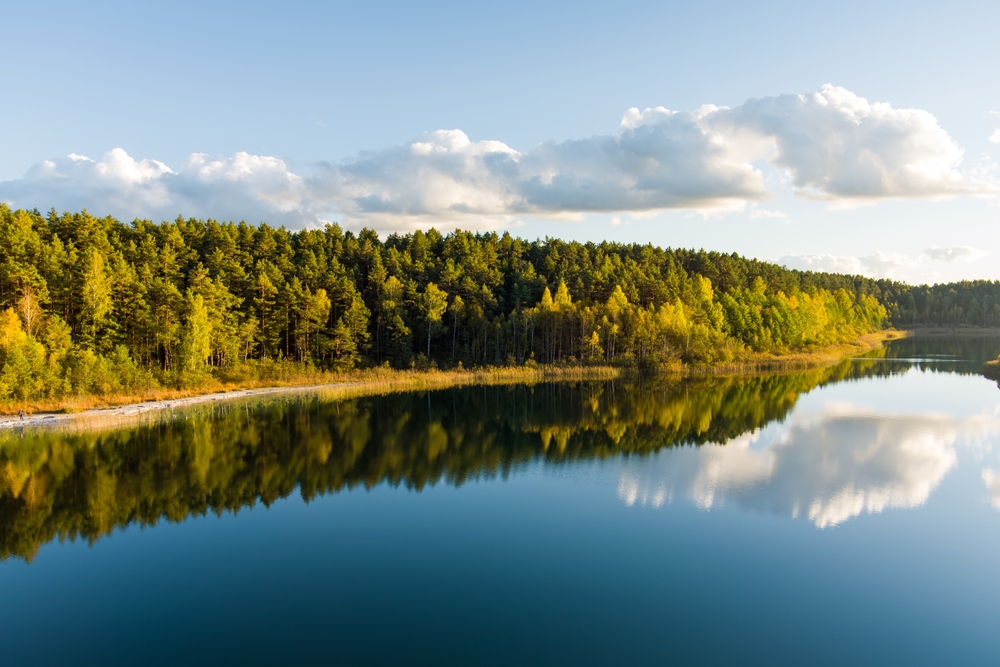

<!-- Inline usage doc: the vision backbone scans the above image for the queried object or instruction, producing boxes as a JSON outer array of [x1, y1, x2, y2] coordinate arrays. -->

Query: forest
[[0, 204, 994, 402]]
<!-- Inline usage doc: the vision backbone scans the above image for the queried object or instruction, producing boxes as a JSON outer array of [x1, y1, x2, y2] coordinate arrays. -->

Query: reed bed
[[689, 331, 899, 376]]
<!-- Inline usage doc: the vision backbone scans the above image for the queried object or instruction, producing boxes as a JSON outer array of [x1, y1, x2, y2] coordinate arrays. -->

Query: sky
[[1, 0, 998, 285]]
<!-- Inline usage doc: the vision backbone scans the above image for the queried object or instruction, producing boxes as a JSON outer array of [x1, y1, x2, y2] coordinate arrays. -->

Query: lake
[[2, 336, 1000, 665]]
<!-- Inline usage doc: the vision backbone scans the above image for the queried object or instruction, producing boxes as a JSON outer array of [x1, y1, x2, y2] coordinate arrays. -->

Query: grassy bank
[[984, 360, 1000, 381], [687, 331, 899, 376], [1, 364, 626, 417]]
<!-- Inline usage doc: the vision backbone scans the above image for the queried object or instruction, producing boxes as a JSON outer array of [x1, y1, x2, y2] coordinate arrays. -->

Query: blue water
[[2, 338, 1000, 665]]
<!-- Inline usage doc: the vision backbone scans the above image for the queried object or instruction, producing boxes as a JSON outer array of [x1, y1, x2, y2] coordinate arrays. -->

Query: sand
[[0, 382, 361, 431]]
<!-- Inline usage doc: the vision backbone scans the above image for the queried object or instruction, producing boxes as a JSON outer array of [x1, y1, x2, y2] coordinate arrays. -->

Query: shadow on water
[[0, 335, 998, 562]]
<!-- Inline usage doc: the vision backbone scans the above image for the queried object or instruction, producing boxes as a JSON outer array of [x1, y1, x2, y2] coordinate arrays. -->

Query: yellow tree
[[420, 282, 448, 357], [81, 250, 112, 348], [180, 292, 212, 375]]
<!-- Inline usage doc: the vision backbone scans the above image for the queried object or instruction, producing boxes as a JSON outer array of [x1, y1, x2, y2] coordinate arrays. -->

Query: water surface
[[2, 337, 1000, 665]]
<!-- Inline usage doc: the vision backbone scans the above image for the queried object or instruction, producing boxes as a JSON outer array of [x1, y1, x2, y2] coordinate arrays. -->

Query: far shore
[[897, 327, 1000, 337], [3, 328, 991, 432]]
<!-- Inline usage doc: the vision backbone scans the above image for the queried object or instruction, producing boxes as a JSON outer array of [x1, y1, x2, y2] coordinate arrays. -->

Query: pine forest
[[1, 204, 998, 403]]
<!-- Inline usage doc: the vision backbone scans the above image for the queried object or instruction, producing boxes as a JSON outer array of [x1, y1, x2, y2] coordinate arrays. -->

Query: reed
[[688, 331, 899, 376], [0, 364, 625, 419]]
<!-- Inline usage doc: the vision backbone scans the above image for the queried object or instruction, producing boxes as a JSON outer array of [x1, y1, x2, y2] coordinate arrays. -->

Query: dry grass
[[687, 331, 901, 377], [0, 364, 625, 417], [297, 365, 626, 404]]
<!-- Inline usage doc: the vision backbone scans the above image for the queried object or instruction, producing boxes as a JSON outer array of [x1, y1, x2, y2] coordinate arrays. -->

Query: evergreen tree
[[5, 202, 992, 403]]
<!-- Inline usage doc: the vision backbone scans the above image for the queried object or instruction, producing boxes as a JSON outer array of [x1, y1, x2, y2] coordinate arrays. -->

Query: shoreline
[[0, 366, 624, 432], [896, 327, 1000, 337], [687, 331, 895, 376], [0, 329, 957, 432], [0, 383, 362, 431]]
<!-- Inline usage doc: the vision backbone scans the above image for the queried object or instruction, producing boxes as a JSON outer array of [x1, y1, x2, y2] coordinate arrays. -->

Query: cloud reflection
[[981, 469, 1000, 508], [618, 403, 1000, 527]]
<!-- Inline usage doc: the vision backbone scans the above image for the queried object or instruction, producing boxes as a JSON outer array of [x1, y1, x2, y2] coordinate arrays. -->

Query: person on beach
[[18, 408, 24, 420]]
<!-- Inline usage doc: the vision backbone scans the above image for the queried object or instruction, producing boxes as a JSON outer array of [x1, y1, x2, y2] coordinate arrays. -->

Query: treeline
[[0, 206, 898, 401], [0, 361, 896, 561], [882, 281, 1000, 327]]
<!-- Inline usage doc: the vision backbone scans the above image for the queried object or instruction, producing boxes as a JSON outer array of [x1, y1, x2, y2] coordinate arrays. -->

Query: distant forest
[[0, 204, 996, 400]]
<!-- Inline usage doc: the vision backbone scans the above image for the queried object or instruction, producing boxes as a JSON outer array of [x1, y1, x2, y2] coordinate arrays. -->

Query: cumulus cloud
[[617, 403, 1000, 527], [0, 148, 314, 226], [715, 85, 990, 204], [779, 251, 918, 279], [748, 207, 789, 221], [923, 245, 989, 263], [779, 253, 869, 276], [0, 85, 994, 229], [982, 469, 1000, 508], [308, 118, 767, 229], [859, 251, 919, 278], [990, 112, 1000, 145], [779, 245, 989, 280]]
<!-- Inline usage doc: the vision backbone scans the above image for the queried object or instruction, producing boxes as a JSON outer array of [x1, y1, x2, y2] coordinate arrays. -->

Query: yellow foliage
[[0, 308, 27, 352]]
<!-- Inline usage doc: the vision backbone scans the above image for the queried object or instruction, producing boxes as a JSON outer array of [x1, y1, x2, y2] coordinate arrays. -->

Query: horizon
[[10, 203, 998, 290]]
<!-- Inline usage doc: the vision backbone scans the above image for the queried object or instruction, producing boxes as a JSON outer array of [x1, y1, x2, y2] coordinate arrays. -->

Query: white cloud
[[1, 85, 995, 229], [0, 148, 313, 226], [748, 207, 789, 221], [618, 403, 1000, 527], [715, 85, 991, 204], [309, 119, 768, 229], [779, 245, 990, 281], [990, 112, 1000, 144], [778, 251, 917, 279], [780, 253, 869, 276], [924, 245, 989, 263], [859, 251, 918, 278], [982, 469, 1000, 508]]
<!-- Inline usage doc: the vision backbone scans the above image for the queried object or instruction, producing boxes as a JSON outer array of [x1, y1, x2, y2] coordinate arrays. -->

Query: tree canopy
[[0, 204, 988, 401]]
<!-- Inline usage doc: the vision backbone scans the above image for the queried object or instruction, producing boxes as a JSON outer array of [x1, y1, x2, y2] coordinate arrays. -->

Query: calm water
[[3, 337, 1000, 665]]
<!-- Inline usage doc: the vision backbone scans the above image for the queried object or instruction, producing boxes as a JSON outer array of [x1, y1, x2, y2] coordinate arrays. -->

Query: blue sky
[[2, 0, 998, 284]]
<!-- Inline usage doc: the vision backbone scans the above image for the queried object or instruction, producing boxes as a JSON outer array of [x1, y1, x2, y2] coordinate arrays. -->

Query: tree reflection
[[0, 358, 903, 561], [862, 335, 1000, 374]]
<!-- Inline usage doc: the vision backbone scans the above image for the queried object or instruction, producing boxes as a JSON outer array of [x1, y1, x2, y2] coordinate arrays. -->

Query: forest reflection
[[859, 335, 1000, 373], [0, 357, 914, 561]]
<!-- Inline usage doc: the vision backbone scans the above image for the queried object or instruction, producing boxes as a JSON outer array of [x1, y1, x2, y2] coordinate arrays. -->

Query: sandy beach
[[0, 382, 362, 431]]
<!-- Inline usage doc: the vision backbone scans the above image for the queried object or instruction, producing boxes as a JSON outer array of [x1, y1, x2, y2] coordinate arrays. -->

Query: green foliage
[[419, 282, 448, 357], [16, 202, 997, 402], [882, 280, 1000, 327], [80, 249, 113, 349], [179, 291, 212, 384]]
